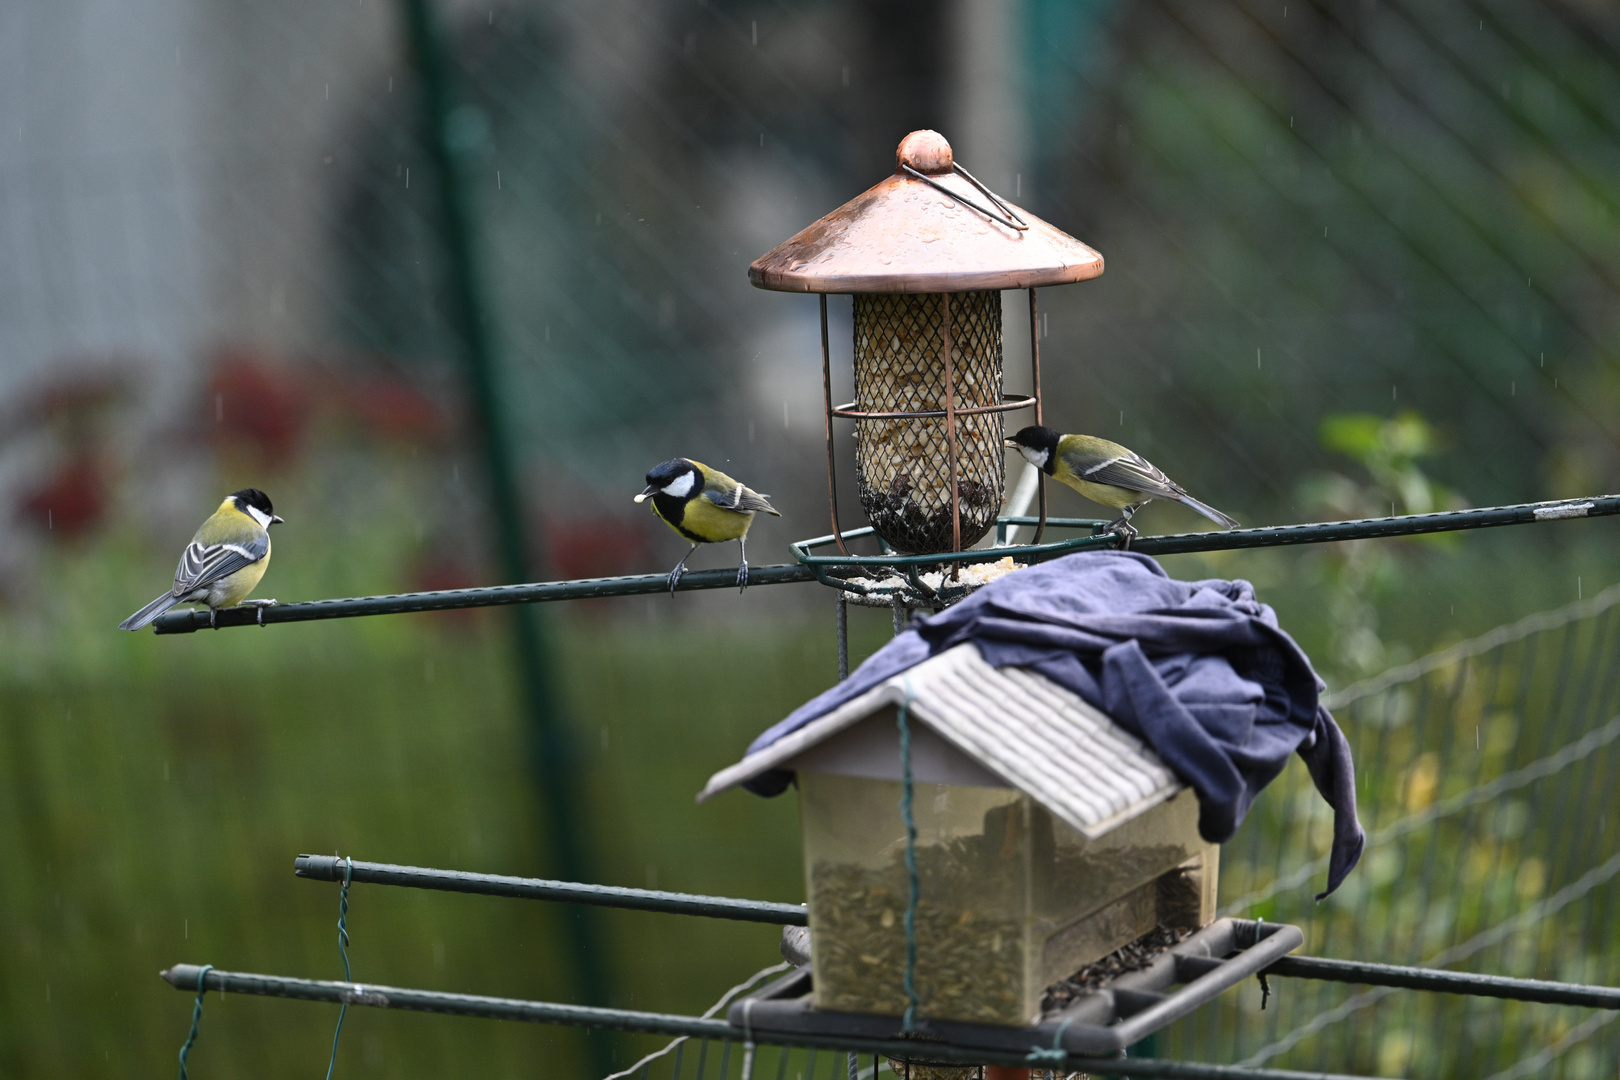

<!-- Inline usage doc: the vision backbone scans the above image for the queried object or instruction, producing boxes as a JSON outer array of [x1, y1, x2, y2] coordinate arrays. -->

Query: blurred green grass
[[0, 513, 897, 1077]]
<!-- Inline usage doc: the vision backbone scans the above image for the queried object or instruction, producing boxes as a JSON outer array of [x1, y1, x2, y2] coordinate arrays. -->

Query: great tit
[[635, 458, 779, 592], [119, 488, 284, 630], [1005, 425, 1238, 543]]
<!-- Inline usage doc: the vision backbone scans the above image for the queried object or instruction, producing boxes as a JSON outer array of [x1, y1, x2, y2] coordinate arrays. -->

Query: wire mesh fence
[[1168, 582, 1620, 1077]]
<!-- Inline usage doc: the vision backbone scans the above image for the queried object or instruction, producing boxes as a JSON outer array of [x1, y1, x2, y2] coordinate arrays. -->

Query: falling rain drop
[[751, 20, 758, 45], [1256, 349, 1262, 370]]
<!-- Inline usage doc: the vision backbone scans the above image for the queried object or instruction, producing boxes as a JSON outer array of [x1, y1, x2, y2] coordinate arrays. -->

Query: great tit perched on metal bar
[[119, 488, 284, 631], [1005, 425, 1238, 544], [635, 458, 780, 592]]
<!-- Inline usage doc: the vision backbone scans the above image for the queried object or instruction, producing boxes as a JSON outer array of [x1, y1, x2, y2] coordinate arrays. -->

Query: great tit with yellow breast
[[119, 488, 284, 630], [635, 458, 779, 592], [1005, 425, 1238, 543]]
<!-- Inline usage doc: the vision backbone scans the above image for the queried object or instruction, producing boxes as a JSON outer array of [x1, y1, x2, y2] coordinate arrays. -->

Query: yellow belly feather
[[658, 496, 753, 544], [214, 546, 271, 607]]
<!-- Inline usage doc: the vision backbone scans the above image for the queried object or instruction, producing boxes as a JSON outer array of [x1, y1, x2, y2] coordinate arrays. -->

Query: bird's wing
[[1064, 443, 1186, 501], [702, 471, 781, 516], [173, 532, 269, 595]]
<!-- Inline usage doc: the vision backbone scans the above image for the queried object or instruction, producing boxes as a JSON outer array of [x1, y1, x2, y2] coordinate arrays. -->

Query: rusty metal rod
[[1029, 287, 1048, 546], [820, 293, 850, 556]]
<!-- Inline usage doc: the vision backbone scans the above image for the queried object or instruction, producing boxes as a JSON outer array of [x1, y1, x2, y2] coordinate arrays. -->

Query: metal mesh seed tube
[[853, 291, 1003, 553]]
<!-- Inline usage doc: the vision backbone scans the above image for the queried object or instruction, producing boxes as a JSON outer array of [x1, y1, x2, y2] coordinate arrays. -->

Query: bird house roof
[[698, 643, 1184, 840], [748, 130, 1104, 294]]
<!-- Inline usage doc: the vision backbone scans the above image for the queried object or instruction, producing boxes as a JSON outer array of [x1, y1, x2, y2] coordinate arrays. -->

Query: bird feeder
[[700, 644, 1217, 1027], [750, 130, 1103, 555]]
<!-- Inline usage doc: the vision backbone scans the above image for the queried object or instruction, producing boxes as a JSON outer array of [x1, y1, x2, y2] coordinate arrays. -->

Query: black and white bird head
[[1004, 426, 1061, 471], [231, 488, 284, 527], [635, 459, 700, 504]]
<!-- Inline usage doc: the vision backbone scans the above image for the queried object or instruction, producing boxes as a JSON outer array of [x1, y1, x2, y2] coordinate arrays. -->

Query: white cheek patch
[[1019, 446, 1049, 469], [243, 504, 273, 528], [662, 472, 697, 498]]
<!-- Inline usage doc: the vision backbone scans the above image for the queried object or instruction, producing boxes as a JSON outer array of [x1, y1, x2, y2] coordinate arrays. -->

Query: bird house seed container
[[798, 769, 1211, 1026]]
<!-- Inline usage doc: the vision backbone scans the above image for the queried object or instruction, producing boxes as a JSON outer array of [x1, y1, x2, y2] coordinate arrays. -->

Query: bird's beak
[[1003, 438, 1019, 449], [270, 515, 285, 525], [634, 485, 658, 504]]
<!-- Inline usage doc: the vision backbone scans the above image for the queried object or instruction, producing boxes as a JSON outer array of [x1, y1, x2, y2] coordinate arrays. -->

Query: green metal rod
[[398, 0, 610, 1069], [150, 494, 1620, 633], [1264, 955, 1620, 1009], [293, 855, 807, 925], [156, 965, 1381, 1080], [151, 564, 817, 633]]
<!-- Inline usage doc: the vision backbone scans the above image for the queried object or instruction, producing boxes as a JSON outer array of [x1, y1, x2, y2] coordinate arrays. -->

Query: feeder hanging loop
[[900, 163, 1028, 232]]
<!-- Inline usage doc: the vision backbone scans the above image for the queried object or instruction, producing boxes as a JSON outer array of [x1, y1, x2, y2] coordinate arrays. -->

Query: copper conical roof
[[749, 131, 1104, 294]]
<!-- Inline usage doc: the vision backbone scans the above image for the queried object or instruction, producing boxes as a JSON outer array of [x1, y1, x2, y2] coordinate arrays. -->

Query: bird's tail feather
[[119, 592, 181, 631], [1176, 494, 1240, 531]]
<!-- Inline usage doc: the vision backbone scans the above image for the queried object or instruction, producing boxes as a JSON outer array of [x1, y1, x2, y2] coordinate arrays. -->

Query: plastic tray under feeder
[[732, 918, 1302, 1057], [700, 643, 1220, 1029], [750, 129, 1103, 556]]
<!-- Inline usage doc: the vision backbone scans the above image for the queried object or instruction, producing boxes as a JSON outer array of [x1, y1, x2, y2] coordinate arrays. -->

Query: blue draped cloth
[[745, 551, 1364, 898]]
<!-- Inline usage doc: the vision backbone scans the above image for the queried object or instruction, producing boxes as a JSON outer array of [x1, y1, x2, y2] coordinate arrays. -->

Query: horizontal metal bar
[[1267, 955, 1620, 1008], [157, 964, 1382, 1080], [1129, 496, 1620, 557], [151, 563, 819, 634], [293, 855, 807, 926], [831, 394, 1037, 420], [148, 495, 1619, 633], [794, 495, 1620, 566]]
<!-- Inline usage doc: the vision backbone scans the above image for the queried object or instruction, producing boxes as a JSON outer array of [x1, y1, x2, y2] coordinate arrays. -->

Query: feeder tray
[[730, 918, 1303, 1057]]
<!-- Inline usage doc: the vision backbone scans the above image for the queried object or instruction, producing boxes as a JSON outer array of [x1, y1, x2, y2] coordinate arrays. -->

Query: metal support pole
[[821, 295, 850, 556], [1263, 955, 1620, 1008], [398, 1, 611, 1072], [941, 292, 961, 568], [293, 855, 807, 925], [156, 965, 1380, 1080], [836, 592, 849, 681], [1028, 288, 1047, 546], [148, 496, 1620, 632]]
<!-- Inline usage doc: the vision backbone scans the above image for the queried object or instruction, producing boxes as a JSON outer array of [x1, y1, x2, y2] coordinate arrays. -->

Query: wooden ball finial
[[896, 130, 953, 175]]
